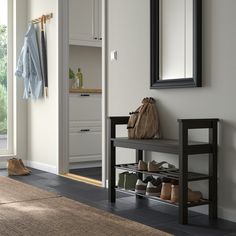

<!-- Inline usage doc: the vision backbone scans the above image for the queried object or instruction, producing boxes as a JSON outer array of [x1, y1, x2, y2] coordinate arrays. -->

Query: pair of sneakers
[[135, 176, 162, 196], [138, 160, 175, 172]]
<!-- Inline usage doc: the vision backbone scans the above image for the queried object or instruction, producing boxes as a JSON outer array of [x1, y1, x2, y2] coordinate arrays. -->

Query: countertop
[[69, 88, 102, 94]]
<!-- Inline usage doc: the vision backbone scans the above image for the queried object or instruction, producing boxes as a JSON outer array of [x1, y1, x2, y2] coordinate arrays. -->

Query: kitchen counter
[[69, 88, 102, 94]]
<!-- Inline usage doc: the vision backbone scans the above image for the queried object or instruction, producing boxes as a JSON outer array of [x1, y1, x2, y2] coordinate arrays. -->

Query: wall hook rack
[[31, 13, 53, 25]]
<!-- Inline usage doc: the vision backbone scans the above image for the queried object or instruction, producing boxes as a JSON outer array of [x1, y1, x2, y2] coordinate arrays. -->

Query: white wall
[[27, 0, 59, 174], [107, 0, 236, 222], [69, 46, 102, 89], [14, 0, 28, 163]]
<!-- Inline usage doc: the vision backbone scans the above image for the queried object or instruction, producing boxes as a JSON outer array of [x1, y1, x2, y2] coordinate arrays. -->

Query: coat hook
[[41, 15, 44, 31]]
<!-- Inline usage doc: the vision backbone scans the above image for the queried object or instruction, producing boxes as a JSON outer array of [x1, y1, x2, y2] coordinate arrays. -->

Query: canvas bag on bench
[[127, 97, 161, 139]]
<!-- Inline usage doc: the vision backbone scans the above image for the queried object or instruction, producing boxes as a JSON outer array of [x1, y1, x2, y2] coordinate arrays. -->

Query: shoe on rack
[[146, 178, 162, 197], [170, 184, 179, 203], [118, 171, 129, 188], [7, 158, 30, 176], [138, 160, 147, 171], [135, 176, 155, 194], [188, 188, 203, 202], [161, 177, 171, 182], [170, 185, 203, 203], [160, 182, 172, 200], [135, 179, 147, 194], [124, 173, 138, 190], [19, 159, 32, 173], [147, 161, 175, 172]]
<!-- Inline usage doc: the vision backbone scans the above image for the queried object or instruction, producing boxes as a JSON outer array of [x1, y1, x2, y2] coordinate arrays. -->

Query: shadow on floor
[[69, 167, 102, 181]]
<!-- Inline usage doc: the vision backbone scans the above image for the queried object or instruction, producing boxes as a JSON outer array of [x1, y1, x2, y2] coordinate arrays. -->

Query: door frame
[[58, 0, 108, 188]]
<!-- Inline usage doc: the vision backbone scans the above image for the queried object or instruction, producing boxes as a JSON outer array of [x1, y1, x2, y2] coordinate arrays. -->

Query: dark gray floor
[[1, 168, 236, 236], [70, 167, 102, 181]]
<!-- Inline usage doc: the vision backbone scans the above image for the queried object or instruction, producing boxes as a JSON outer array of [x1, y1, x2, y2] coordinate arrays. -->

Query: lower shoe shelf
[[115, 164, 210, 182], [116, 187, 210, 208]]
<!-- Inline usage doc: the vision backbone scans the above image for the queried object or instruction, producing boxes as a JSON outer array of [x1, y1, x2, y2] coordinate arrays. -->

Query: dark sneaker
[[135, 179, 147, 194], [146, 177, 162, 196], [162, 177, 179, 186]]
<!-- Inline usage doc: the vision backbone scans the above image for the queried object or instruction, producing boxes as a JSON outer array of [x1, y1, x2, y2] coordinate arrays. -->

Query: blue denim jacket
[[15, 23, 43, 99]]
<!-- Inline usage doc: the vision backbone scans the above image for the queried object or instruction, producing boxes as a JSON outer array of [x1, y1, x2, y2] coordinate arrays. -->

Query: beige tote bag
[[127, 97, 161, 139]]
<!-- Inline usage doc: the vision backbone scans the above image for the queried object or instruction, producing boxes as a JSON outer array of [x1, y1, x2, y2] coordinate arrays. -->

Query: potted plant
[[69, 68, 75, 89]]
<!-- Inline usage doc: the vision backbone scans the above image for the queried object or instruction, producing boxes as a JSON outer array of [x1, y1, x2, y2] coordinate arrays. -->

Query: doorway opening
[[60, 0, 106, 187]]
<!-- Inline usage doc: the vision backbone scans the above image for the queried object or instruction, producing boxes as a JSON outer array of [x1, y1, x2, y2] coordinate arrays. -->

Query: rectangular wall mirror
[[151, 0, 202, 89]]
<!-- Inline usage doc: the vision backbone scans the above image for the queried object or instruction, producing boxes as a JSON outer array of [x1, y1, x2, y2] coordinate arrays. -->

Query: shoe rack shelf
[[108, 117, 219, 225], [115, 164, 210, 182], [116, 187, 210, 208]]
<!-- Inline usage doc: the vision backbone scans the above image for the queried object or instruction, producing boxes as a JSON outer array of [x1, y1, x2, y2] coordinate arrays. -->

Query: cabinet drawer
[[69, 129, 101, 156], [69, 94, 101, 121]]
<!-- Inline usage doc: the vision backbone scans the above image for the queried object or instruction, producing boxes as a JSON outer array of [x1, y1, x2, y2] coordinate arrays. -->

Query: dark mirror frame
[[150, 0, 202, 89]]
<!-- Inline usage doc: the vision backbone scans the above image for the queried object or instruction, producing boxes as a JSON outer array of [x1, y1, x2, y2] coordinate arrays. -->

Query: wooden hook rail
[[31, 13, 53, 25]]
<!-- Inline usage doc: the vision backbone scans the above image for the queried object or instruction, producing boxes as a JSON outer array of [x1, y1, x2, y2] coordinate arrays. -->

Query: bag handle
[[129, 111, 139, 115]]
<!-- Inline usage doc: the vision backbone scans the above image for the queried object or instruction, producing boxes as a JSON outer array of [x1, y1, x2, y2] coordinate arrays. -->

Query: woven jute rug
[[0, 176, 172, 236], [0, 176, 58, 204]]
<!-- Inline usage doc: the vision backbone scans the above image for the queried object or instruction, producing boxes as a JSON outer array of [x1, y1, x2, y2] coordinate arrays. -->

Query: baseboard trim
[[26, 160, 58, 175], [218, 207, 236, 223]]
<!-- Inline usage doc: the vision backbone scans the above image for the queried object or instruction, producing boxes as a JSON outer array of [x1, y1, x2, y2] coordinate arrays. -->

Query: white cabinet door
[[69, 0, 102, 47], [96, 0, 102, 41], [69, 0, 95, 44]]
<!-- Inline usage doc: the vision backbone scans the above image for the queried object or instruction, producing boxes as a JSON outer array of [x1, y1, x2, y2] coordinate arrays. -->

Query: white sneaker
[[135, 179, 147, 194]]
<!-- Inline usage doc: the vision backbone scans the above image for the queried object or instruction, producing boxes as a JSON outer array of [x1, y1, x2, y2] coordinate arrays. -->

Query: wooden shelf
[[70, 88, 102, 94]]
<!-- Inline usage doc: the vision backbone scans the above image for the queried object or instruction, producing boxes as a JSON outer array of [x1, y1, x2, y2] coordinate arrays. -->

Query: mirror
[[151, 0, 202, 88]]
